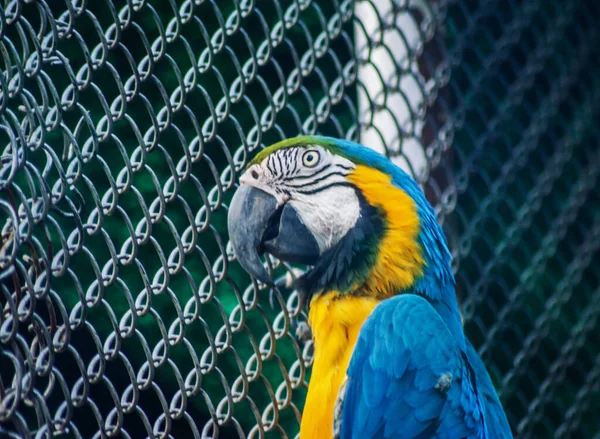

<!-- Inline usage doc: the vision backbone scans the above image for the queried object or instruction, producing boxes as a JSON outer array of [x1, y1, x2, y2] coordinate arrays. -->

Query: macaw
[[227, 136, 513, 439]]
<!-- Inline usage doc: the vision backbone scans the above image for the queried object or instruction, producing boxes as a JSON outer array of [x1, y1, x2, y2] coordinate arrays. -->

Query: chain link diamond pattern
[[0, 0, 598, 438]]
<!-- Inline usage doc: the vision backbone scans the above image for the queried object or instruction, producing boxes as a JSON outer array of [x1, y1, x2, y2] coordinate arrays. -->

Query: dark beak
[[227, 184, 320, 284]]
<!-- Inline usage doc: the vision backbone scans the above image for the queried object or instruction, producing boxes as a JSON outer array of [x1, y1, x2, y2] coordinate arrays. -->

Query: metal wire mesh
[[0, 0, 598, 438]]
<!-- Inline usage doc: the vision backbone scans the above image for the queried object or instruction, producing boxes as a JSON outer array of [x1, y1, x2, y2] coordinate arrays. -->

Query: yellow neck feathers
[[300, 165, 426, 438], [347, 164, 425, 298]]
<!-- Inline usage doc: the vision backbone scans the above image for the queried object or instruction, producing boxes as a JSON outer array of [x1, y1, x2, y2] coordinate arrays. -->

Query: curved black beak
[[227, 184, 320, 285]]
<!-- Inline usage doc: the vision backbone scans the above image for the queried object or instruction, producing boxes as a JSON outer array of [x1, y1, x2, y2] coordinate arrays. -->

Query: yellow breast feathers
[[300, 294, 379, 439]]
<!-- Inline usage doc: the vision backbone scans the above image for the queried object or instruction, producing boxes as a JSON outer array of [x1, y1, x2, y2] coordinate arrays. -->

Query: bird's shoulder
[[335, 294, 487, 439]]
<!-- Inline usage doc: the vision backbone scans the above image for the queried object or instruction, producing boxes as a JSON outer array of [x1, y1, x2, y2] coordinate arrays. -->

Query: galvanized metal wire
[[0, 0, 598, 438]]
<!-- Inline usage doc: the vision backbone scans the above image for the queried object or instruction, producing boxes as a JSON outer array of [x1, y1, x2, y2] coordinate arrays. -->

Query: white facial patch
[[290, 185, 360, 253], [241, 145, 361, 254]]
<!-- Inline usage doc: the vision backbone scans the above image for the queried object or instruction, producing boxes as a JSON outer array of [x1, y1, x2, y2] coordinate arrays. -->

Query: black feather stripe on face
[[286, 170, 351, 188], [292, 181, 355, 196]]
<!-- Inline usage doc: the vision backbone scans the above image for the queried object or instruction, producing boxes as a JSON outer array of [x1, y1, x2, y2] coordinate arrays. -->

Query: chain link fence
[[1, 0, 598, 438]]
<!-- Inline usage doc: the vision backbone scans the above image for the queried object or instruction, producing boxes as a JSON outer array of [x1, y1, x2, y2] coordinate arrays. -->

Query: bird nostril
[[251, 170, 259, 179]]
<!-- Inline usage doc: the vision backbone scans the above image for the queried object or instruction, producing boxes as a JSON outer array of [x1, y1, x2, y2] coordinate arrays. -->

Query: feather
[[338, 294, 486, 439]]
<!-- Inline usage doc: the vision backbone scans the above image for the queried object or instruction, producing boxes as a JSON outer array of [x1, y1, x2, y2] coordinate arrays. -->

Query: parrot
[[227, 136, 513, 439]]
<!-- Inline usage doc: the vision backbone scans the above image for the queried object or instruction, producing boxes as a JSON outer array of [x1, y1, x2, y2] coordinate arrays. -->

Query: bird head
[[228, 136, 455, 303]]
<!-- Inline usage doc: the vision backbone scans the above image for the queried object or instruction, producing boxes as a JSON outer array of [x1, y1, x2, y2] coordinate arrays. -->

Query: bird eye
[[302, 150, 320, 168]]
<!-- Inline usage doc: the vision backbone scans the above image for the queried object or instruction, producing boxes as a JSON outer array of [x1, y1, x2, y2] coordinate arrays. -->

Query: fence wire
[[0, 0, 598, 438]]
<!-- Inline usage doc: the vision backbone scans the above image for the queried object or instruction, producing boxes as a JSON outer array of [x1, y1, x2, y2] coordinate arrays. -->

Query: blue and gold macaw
[[227, 136, 513, 439]]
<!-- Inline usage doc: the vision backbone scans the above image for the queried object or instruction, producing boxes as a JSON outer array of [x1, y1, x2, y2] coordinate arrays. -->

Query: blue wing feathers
[[464, 340, 513, 438], [363, 363, 388, 406], [339, 294, 486, 439]]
